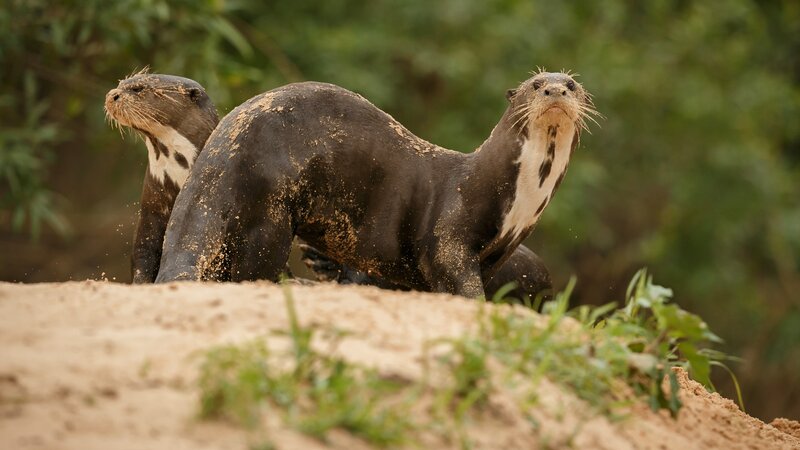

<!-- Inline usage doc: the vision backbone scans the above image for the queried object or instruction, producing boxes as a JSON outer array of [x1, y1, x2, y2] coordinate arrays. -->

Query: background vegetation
[[1, 0, 797, 422]]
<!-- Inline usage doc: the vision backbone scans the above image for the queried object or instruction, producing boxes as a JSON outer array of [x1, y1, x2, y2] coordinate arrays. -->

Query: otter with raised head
[[156, 70, 595, 297], [104, 72, 219, 282]]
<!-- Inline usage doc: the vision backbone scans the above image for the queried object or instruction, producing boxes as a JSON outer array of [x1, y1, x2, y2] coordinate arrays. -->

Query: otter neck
[[142, 122, 213, 189], [466, 108, 577, 241]]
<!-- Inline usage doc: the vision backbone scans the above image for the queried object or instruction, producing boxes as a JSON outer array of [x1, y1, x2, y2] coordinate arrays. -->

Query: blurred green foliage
[[0, 0, 798, 419]]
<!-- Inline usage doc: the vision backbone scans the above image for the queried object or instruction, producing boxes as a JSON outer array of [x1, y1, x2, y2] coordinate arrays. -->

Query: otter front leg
[[422, 246, 484, 298], [131, 173, 176, 283], [431, 260, 484, 298], [131, 206, 170, 283]]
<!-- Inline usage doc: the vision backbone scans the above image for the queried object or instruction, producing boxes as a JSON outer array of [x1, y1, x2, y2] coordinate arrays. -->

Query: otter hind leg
[[430, 260, 484, 298], [228, 216, 294, 282], [156, 198, 232, 282]]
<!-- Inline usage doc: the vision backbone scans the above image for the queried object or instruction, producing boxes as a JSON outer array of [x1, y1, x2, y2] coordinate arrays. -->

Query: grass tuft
[[197, 284, 414, 447]]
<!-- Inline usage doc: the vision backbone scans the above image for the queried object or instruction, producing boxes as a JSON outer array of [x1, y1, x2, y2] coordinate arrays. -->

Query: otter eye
[[566, 80, 575, 91], [532, 80, 543, 90], [130, 86, 144, 93]]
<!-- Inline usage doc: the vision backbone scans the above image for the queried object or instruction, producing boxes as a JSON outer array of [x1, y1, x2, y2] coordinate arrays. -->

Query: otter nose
[[107, 88, 121, 102], [543, 85, 568, 97]]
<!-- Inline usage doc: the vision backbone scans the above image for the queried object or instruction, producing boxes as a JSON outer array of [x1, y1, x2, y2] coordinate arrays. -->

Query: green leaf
[[678, 341, 711, 388], [666, 370, 683, 417], [491, 281, 519, 303]]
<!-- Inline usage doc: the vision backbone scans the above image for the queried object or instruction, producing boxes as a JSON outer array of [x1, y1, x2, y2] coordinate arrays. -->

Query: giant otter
[[104, 72, 218, 282], [155, 70, 595, 297]]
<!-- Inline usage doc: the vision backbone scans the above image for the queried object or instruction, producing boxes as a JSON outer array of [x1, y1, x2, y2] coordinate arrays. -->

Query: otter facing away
[[156, 71, 595, 297]]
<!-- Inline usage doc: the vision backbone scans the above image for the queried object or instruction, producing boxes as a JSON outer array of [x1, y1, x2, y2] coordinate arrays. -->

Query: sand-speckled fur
[[156, 71, 596, 298]]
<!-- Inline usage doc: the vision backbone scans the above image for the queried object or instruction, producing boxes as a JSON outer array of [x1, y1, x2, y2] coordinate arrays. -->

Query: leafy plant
[[447, 269, 739, 420], [0, 73, 69, 239]]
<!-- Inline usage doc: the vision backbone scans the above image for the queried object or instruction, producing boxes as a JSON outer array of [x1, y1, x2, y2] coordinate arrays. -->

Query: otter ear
[[505, 89, 517, 101], [188, 88, 201, 101]]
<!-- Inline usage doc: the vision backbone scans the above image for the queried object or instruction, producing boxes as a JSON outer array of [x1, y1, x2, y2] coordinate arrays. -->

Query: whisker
[[580, 113, 601, 130], [510, 109, 532, 130], [509, 105, 531, 123], [509, 105, 535, 132], [154, 91, 183, 105]]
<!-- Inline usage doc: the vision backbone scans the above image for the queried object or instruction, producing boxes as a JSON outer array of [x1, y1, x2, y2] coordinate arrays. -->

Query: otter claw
[[298, 243, 344, 281]]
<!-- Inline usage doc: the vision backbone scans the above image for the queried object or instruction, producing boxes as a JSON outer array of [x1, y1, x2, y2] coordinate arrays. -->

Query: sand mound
[[771, 418, 800, 440], [0, 281, 797, 449]]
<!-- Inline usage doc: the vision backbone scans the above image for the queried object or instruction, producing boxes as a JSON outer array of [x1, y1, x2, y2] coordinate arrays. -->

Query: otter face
[[506, 71, 598, 135], [104, 72, 218, 139], [105, 72, 220, 188]]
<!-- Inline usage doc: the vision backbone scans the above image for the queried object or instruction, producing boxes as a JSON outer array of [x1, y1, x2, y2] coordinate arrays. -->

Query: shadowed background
[[1, 0, 798, 421]]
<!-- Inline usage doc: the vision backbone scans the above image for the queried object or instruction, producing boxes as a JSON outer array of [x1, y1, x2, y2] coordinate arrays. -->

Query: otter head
[[493, 71, 599, 242], [105, 72, 219, 148], [505, 71, 597, 138], [105, 71, 220, 187]]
